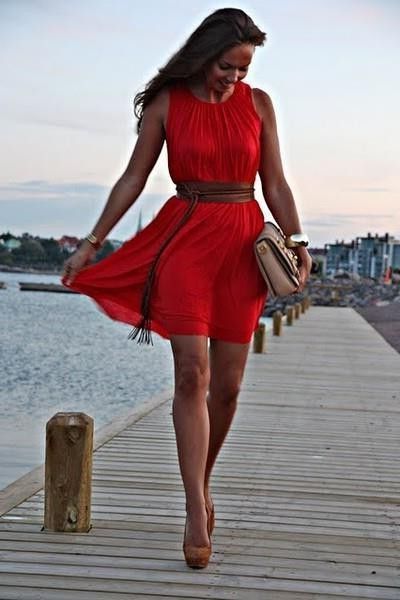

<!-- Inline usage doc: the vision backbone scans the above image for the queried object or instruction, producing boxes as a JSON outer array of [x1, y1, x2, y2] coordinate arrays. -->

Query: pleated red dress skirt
[[61, 81, 268, 343]]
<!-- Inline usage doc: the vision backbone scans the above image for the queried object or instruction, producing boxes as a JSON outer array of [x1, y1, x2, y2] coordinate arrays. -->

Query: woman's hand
[[295, 247, 313, 293], [61, 243, 97, 285]]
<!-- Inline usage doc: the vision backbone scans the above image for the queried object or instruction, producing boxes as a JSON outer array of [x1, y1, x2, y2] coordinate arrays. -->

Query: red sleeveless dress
[[61, 81, 268, 343]]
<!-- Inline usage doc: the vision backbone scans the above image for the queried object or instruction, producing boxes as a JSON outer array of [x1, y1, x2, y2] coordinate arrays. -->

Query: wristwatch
[[285, 232, 309, 248]]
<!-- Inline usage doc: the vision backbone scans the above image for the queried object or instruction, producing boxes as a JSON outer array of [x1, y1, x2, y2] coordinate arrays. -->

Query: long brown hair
[[133, 8, 266, 132]]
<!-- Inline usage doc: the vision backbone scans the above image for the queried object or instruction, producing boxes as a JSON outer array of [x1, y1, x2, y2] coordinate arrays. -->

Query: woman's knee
[[175, 359, 210, 398], [208, 339, 249, 408], [210, 374, 242, 407]]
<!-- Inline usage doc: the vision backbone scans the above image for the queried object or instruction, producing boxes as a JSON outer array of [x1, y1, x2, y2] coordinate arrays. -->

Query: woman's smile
[[219, 80, 234, 89]]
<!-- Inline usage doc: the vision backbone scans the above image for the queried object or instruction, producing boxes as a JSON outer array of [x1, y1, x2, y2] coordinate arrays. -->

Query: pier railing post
[[253, 322, 266, 353], [286, 306, 294, 326], [273, 311, 283, 336], [44, 412, 93, 533], [294, 303, 301, 319]]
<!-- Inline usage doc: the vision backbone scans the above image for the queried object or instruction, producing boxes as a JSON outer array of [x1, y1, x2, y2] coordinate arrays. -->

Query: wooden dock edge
[[0, 388, 173, 518]]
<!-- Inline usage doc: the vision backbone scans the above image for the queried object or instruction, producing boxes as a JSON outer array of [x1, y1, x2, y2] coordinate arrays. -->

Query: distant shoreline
[[0, 266, 61, 276]]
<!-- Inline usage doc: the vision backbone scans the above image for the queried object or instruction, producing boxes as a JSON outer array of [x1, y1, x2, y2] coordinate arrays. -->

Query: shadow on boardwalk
[[1, 306, 399, 599]]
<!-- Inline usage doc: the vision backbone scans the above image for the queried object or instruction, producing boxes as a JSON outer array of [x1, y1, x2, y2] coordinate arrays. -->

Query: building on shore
[[0, 237, 21, 251], [57, 236, 80, 253], [325, 232, 400, 279]]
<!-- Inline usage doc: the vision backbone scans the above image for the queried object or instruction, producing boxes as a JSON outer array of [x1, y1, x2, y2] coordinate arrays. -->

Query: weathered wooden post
[[44, 412, 93, 532], [286, 306, 294, 326], [253, 322, 266, 353], [301, 298, 307, 313], [294, 303, 301, 319], [273, 311, 283, 336]]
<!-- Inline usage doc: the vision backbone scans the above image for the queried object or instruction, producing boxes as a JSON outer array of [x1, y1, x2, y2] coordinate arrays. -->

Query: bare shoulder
[[250, 87, 276, 128], [142, 87, 170, 132]]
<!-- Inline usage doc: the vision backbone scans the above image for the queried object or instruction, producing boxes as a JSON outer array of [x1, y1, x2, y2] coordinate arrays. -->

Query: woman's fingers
[[61, 247, 93, 285], [62, 256, 81, 284]]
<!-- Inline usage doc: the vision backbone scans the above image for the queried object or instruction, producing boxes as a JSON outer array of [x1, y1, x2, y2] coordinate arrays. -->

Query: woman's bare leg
[[204, 340, 250, 507], [170, 334, 210, 547]]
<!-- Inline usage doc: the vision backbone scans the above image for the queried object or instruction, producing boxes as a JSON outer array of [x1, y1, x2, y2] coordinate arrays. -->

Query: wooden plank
[[0, 590, 209, 600], [0, 582, 377, 600], [5, 504, 396, 536], [1, 538, 399, 568], [0, 566, 399, 599], [1, 525, 399, 560], [17, 498, 400, 526], [1, 544, 400, 580]]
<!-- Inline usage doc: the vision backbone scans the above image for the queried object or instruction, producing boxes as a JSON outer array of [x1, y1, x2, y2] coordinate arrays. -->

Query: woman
[[62, 8, 312, 568]]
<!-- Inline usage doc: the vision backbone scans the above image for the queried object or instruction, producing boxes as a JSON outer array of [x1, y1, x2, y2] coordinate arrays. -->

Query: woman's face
[[205, 43, 255, 93]]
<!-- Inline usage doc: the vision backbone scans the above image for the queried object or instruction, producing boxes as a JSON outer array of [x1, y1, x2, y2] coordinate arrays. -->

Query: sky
[[0, 0, 399, 247]]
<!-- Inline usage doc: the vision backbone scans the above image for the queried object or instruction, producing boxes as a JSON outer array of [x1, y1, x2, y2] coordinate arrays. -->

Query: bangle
[[285, 232, 309, 248], [85, 232, 103, 250]]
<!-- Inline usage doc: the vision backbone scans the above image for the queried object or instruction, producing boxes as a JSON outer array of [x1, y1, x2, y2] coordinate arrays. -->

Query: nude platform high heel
[[183, 516, 212, 569]]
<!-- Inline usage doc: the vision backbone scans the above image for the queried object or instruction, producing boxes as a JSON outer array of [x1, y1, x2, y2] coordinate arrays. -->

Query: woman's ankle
[[185, 497, 207, 513], [204, 481, 212, 502]]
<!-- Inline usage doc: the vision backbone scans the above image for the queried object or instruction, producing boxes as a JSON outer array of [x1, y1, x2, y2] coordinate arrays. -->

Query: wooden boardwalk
[[1, 306, 400, 599]]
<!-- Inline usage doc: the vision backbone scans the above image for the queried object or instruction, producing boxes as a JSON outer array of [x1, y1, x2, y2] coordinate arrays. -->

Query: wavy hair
[[133, 8, 266, 132]]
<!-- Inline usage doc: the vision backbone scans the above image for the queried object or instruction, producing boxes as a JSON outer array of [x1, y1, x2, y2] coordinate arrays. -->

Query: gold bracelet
[[85, 232, 103, 250]]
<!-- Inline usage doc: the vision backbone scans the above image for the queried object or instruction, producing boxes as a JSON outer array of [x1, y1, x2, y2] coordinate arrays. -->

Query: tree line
[[0, 232, 115, 272]]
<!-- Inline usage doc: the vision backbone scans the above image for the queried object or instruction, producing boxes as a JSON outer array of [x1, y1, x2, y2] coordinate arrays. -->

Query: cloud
[[347, 187, 392, 193], [0, 179, 168, 240], [345, 0, 400, 27], [46, 12, 139, 41], [2, 107, 125, 136], [303, 213, 394, 228], [302, 211, 399, 246], [21, 115, 118, 136], [0, 180, 108, 201]]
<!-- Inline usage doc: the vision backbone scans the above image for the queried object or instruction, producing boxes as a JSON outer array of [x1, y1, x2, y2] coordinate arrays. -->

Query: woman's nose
[[227, 70, 239, 83]]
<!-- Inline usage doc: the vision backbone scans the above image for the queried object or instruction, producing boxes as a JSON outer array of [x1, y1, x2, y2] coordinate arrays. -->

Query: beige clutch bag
[[254, 222, 304, 298]]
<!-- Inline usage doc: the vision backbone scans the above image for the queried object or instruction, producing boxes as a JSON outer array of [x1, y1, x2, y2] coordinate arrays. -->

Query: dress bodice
[[166, 80, 262, 184]]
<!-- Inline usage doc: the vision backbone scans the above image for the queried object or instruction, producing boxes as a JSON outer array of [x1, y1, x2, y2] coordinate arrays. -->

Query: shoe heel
[[183, 519, 211, 569], [209, 504, 215, 535], [206, 497, 215, 536]]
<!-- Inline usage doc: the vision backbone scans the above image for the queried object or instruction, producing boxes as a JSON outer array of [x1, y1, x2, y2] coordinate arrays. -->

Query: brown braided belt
[[127, 181, 256, 344], [176, 181, 255, 203]]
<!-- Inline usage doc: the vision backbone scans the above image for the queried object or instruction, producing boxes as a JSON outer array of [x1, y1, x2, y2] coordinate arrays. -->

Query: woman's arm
[[62, 90, 168, 283], [253, 88, 312, 290]]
